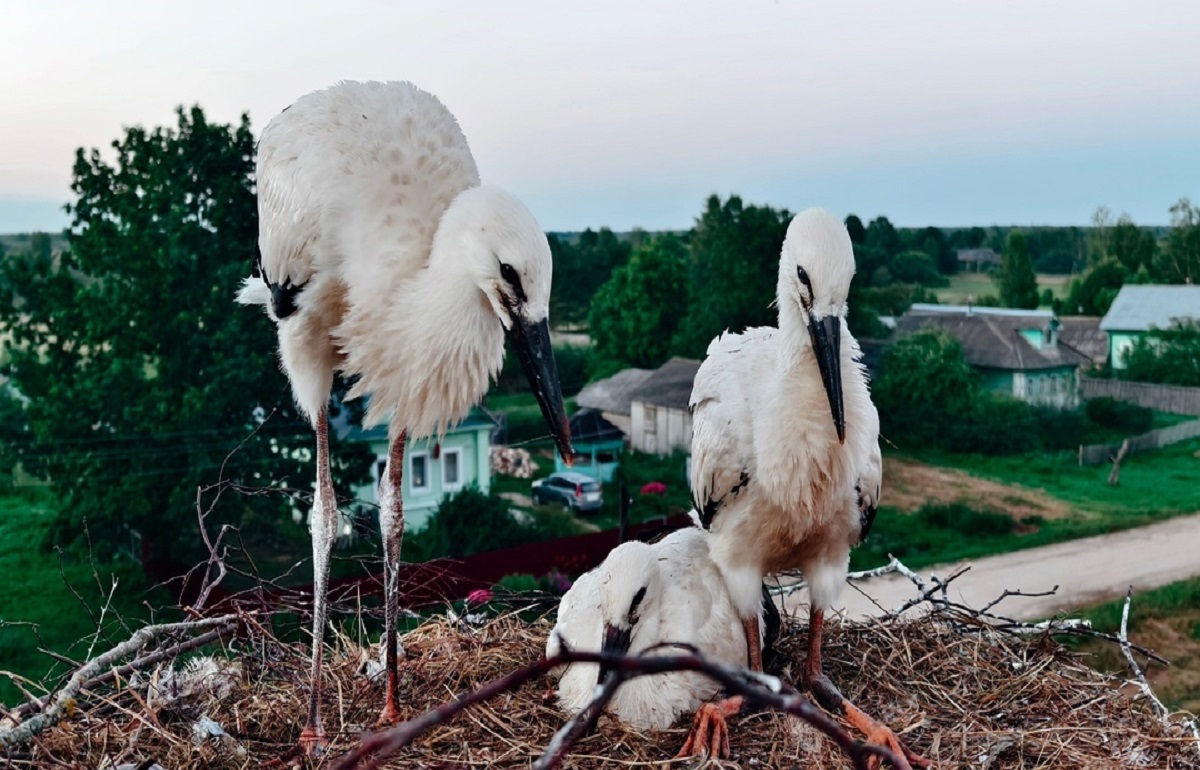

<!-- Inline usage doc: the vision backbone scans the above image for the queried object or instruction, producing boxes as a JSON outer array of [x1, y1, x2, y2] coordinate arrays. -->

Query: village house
[[1100, 284, 1200, 370], [342, 406, 498, 533], [893, 304, 1089, 408], [627, 357, 701, 455]]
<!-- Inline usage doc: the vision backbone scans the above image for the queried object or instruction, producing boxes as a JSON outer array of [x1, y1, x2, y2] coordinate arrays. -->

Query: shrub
[[943, 395, 1042, 455], [1031, 406, 1091, 450], [1084, 397, 1153, 435]]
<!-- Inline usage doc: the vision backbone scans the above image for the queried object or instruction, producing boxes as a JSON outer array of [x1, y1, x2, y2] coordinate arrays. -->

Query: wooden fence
[[1078, 417, 1200, 465], [151, 513, 694, 616], [1080, 377, 1200, 416]]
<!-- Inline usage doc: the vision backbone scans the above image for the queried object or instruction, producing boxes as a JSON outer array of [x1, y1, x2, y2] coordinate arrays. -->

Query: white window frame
[[409, 451, 431, 495], [441, 447, 463, 492]]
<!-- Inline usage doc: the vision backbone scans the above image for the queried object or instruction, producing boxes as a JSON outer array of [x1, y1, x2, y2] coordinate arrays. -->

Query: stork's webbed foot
[[674, 696, 743, 761], [805, 672, 933, 770]]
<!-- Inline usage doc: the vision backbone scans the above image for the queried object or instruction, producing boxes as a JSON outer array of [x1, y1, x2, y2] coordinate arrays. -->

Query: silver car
[[531, 471, 603, 513]]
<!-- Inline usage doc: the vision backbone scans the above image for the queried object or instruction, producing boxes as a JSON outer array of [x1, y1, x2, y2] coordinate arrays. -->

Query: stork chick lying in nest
[[545, 524, 778, 759]]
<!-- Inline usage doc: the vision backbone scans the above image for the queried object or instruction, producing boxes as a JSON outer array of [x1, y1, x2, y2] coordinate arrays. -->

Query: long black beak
[[507, 315, 575, 464], [808, 315, 845, 444], [597, 622, 633, 686]]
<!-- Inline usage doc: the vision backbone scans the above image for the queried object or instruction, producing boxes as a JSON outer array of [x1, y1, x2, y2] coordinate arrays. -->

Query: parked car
[[531, 471, 603, 513]]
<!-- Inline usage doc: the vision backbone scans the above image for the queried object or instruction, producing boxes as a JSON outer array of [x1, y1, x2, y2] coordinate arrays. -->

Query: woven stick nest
[[9, 593, 1199, 770]]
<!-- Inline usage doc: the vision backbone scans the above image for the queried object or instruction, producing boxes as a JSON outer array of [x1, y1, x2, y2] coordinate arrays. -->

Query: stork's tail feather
[[237, 275, 271, 306]]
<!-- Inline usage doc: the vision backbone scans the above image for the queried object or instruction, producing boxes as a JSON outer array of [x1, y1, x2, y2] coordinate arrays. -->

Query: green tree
[[672, 195, 790, 356], [865, 216, 902, 260], [589, 234, 688, 377], [1121, 319, 1200, 386], [994, 232, 1039, 309], [549, 227, 632, 327], [0, 106, 368, 563], [1107, 216, 1158, 275], [844, 214, 866, 245], [890, 250, 945, 287], [874, 329, 978, 443], [1157, 197, 1200, 284], [1064, 259, 1127, 315]]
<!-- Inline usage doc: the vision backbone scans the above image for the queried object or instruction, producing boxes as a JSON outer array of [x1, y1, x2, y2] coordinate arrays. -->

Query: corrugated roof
[[1056, 317, 1108, 365], [575, 368, 653, 415], [894, 308, 1087, 371], [629, 357, 701, 410], [1099, 285, 1200, 332]]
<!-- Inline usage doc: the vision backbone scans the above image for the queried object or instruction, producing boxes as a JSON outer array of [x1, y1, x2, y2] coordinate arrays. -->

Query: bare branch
[[331, 648, 901, 770]]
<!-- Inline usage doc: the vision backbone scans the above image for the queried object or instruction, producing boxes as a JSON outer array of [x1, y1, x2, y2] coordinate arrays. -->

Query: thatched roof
[[895, 305, 1088, 372], [575, 368, 653, 416], [628, 357, 700, 410]]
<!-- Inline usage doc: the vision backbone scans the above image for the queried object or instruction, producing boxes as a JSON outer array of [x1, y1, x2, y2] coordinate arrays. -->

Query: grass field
[[1070, 576, 1200, 711], [854, 438, 1200, 571], [936, 272, 1073, 306], [0, 488, 167, 706]]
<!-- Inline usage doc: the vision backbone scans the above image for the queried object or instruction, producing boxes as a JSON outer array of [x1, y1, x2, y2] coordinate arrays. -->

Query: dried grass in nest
[[13, 603, 1200, 770]]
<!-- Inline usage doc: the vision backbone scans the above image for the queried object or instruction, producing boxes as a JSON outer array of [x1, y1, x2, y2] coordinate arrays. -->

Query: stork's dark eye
[[628, 585, 647, 624], [795, 265, 814, 308], [499, 261, 527, 304]]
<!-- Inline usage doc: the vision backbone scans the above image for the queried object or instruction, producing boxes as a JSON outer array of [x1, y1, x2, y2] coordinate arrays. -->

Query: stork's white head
[[778, 208, 856, 325], [594, 541, 662, 682], [433, 185, 574, 463], [778, 208, 857, 443]]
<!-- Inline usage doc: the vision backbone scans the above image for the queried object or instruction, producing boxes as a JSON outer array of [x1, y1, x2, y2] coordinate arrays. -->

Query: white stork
[[689, 208, 926, 768], [546, 525, 768, 759], [238, 80, 574, 752]]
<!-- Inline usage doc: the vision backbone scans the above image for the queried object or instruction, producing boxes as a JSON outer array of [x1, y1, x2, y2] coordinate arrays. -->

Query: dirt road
[[781, 513, 1200, 622]]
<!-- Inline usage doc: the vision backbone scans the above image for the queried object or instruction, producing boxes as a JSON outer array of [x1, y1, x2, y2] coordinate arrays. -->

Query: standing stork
[[238, 80, 574, 752], [688, 208, 926, 768]]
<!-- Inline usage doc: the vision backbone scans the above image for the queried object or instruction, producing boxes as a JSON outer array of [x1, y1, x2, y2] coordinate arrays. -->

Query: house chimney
[[1046, 317, 1061, 348]]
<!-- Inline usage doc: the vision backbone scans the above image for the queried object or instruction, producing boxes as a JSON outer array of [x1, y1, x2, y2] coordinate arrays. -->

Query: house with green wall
[[342, 406, 498, 533], [894, 305, 1089, 408], [1100, 285, 1200, 370]]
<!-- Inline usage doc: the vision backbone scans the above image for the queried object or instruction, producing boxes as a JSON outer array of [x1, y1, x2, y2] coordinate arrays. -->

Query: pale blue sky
[[2, 0, 1197, 233]]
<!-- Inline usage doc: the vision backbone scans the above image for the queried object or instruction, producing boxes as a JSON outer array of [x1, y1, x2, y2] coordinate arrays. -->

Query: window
[[442, 448, 462, 490], [644, 405, 657, 433], [410, 452, 430, 493]]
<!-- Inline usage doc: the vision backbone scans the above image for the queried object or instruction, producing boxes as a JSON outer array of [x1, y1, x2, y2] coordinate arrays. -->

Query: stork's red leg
[[675, 696, 743, 760], [300, 409, 338, 755], [803, 608, 933, 770], [377, 431, 407, 726]]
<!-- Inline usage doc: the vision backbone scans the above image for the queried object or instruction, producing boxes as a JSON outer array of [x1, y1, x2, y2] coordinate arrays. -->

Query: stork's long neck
[[354, 255, 504, 440]]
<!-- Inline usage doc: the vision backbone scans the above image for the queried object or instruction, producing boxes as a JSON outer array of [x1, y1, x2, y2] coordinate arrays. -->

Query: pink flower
[[466, 588, 493, 606]]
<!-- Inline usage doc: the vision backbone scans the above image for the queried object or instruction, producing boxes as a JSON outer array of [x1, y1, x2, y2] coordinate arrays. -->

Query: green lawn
[[936, 272, 1072, 306], [0, 488, 167, 707], [854, 438, 1200, 572], [1066, 576, 1200, 711]]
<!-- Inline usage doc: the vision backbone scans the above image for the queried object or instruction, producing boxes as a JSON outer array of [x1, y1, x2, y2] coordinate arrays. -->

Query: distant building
[[1099, 285, 1200, 370], [628, 357, 701, 455], [893, 304, 1087, 408], [574, 367, 653, 436], [343, 406, 498, 533], [556, 408, 624, 482], [956, 248, 1001, 272]]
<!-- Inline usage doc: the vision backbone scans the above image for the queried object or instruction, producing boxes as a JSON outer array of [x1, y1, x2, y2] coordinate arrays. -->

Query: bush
[[1084, 397, 1153, 435], [1031, 406, 1091, 450], [943, 395, 1042, 455]]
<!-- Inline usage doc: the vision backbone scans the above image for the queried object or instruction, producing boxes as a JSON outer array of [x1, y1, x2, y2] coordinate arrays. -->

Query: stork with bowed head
[[238, 80, 574, 753], [546, 525, 774, 760], [688, 208, 927, 769]]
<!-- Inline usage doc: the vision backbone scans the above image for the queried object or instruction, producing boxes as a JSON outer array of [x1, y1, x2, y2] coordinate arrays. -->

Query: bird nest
[[7, 594, 1199, 770]]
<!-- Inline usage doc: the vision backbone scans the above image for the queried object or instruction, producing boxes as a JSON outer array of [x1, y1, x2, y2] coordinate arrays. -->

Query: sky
[[1, 0, 1198, 233]]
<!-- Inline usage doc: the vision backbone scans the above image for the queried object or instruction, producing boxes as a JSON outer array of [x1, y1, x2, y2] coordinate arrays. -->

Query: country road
[[778, 512, 1200, 622]]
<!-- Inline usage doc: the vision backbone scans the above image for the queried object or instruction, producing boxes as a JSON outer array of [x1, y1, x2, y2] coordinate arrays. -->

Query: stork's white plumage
[[689, 209, 925, 768], [546, 526, 757, 750], [239, 80, 574, 751]]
